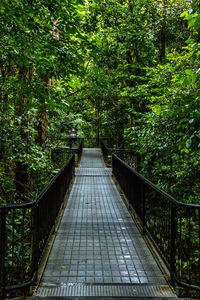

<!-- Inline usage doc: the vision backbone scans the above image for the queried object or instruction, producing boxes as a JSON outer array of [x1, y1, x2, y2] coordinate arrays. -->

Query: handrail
[[100, 139, 135, 164], [101, 139, 200, 207], [0, 155, 75, 299], [112, 153, 200, 292], [0, 202, 34, 210], [51, 140, 83, 167]]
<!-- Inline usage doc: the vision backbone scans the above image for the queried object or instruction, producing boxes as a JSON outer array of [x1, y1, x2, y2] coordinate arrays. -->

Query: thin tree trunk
[[159, 22, 166, 62], [159, 0, 167, 63], [35, 76, 49, 148], [14, 66, 31, 201]]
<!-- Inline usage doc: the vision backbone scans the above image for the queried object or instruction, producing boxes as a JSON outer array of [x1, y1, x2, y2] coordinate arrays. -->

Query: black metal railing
[[51, 139, 83, 168], [0, 155, 75, 299], [51, 148, 72, 169], [112, 154, 200, 291], [101, 139, 135, 168], [100, 139, 109, 162], [77, 140, 83, 162]]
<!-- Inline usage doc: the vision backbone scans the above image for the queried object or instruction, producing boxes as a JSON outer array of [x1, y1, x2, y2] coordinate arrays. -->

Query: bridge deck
[[36, 149, 176, 299]]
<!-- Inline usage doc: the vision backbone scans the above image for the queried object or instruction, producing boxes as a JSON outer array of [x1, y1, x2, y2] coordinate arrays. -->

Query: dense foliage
[[0, 0, 199, 205], [70, 0, 199, 204], [0, 0, 85, 204]]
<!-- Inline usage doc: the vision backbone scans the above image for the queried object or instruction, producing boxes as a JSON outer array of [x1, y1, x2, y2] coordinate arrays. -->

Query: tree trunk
[[159, 0, 167, 63], [14, 66, 31, 201], [35, 112, 48, 148], [35, 76, 49, 148], [159, 22, 166, 62]]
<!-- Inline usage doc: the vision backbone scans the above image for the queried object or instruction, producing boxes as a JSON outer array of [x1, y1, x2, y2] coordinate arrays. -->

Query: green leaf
[[186, 138, 192, 149]]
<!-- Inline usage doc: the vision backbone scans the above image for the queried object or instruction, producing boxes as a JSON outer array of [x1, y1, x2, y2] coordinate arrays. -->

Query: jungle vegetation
[[0, 0, 199, 205]]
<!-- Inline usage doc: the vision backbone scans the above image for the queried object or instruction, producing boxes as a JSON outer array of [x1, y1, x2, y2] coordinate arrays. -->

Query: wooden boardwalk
[[34, 149, 177, 299]]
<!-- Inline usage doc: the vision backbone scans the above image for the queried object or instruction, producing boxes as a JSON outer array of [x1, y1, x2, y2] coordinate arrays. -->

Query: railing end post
[[0, 210, 6, 300], [142, 183, 146, 235], [170, 203, 177, 283]]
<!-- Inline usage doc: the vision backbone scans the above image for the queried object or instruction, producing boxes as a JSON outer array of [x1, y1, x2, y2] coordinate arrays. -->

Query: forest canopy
[[0, 0, 199, 205]]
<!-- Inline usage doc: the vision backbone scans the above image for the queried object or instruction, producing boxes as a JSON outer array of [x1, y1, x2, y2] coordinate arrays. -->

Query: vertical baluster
[[0, 209, 6, 300], [31, 203, 39, 281], [142, 183, 146, 235], [188, 209, 191, 283], [170, 203, 177, 283], [21, 208, 25, 281], [178, 209, 182, 281], [198, 209, 200, 285], [12, 208, 15, 278]]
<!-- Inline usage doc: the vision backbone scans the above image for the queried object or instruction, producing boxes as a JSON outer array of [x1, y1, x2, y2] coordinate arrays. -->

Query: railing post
[[112, 154, 114, 177], [142, 183, 146, 235], [31, 203, 39, 282], [170, 203, 177, 283], [0, 210, 6, 300]]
